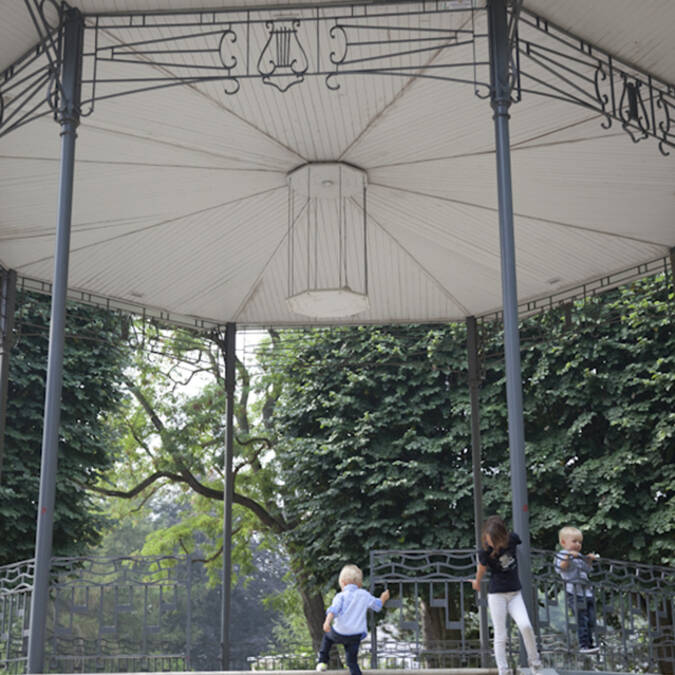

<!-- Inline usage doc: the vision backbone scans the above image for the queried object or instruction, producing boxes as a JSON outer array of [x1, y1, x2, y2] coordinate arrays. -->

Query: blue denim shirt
[[327, 584, 383, 637]]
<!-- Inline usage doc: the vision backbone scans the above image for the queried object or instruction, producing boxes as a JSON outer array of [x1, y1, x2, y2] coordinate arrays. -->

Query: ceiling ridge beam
[[13, 186, 286, 270], [358, 200, 472, 316], [373, 182, 669, 248]]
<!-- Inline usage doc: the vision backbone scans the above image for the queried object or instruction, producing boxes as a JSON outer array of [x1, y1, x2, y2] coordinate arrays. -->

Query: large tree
[[261, 323, 478, 581], [261, 276, 674, 650], [87, 324, 325, 645], [0, 291, 130, 563], [266, 275, 674, 572], [89, 274, 674, 648], [516, 276, 674, 562]]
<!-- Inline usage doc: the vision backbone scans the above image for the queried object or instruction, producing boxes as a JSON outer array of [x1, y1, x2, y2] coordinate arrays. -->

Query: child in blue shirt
[[316, 564, 390, 675]]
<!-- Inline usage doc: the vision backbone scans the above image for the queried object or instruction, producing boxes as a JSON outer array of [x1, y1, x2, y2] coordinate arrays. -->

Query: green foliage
[[89, 273, 672, 651], [0, 292, 130, 563], [515, 277, 675, 562], [261, 276, 674, 581], [97, 322, 283, 583], [264, 573, 313, 649], [260, 324, 479, 588]]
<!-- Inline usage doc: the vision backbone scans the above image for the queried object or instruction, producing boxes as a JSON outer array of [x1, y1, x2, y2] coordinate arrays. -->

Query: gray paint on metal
[[487, 0, 536, 662], [27, 8, 84, 673], [221, 322, 236, 670], [0, 269, 17, 485], [466, 316, 489, 667]]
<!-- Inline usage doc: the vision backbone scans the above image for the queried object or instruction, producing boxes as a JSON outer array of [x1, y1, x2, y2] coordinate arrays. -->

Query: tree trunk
[[298, 579, 346, 668], [646, 594, 673, 675], [420, 593, 462, 668], [299, 583, 326, 652]]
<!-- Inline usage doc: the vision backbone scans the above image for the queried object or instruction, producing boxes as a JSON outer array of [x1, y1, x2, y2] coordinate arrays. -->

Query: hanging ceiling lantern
[[286, 162, 369, 319]]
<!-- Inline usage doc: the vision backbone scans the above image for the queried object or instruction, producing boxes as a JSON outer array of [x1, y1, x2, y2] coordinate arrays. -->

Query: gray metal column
[[27, 9, 83, 674], [221, 322, 236, 670], [487, 0, 535, 639], [0, 269, 17, 485], [466, 316, 489, 666]]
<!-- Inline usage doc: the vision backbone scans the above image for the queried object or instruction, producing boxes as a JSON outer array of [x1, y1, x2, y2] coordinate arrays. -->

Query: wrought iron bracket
[[0, 1, 66, 136], [75, 2, 487, 104], [514, 10, 675, 156], [507, 0, 523, 95]]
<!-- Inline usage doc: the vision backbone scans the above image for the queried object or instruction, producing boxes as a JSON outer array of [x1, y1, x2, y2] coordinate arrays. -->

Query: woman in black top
[[470, 516, 542, 675]]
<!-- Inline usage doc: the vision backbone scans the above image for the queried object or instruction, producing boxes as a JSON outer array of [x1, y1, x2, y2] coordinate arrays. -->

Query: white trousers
[[487, 590, 541, 675]]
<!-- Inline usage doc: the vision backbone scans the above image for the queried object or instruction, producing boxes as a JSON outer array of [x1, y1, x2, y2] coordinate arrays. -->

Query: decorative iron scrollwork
[[656, 92, 672, 156], [46, 65, 60, 115], [218, 29, 238, 71], [3, 2, 673, 156], [218, 28, 240, 95], [329, 24, 348, 66], [0, 0, 64, 136], [619, 75, 649, 144], [593, 61, 611, 130], [326, 23, 348, 90], [3, 2, 487, 124], [516, 12, 675, 157], [257, 20, 308, 92]]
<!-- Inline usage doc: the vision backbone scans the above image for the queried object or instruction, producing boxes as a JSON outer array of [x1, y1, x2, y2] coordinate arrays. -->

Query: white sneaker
[[316, 663, 328, 672], [579, 646, 600, 654], [529, 663, 543, 675]]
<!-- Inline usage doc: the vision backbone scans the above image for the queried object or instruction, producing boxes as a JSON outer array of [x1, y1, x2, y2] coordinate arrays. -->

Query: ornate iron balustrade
[[0, 555, 194, 674], [2, 550, 673, 672], [369, 548, 675, 673], [531, 548, 675, 674], [0, 560, 34, 673]]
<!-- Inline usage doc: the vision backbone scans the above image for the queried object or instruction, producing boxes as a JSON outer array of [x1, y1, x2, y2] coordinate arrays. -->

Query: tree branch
[[235, 356, 251, 435], [79, 471, 178, 499], [123, 377, 165, 434], [83, 467, 288, 534]]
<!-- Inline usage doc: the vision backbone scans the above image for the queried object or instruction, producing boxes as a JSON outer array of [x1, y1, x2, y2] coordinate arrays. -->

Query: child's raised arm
[[380, 589, 390, 605]]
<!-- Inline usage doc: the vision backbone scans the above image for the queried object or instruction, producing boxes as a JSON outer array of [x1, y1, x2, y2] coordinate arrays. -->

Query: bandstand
[[0, 0, 673, 672]]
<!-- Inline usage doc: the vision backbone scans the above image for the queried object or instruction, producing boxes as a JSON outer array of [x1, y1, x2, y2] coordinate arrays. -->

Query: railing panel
[[531, 548, 675, 673], [2, 550, 673, 672], [0, 555, 195, 673], [367, 549, 674, 674]]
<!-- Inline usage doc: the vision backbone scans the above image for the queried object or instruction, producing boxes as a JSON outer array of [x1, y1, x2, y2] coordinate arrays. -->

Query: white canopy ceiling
[[0, 0, 673, 328]]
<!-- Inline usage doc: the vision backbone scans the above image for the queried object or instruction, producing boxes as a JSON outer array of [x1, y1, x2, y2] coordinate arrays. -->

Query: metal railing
[[368, 549, 675, 673], [2, 550, 673, 672], [0, 555, 193, 674], [532, 549, 675, 673]]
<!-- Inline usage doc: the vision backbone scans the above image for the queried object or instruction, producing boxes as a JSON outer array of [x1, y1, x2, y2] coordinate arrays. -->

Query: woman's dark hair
[[482, 515, 509, 554]]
